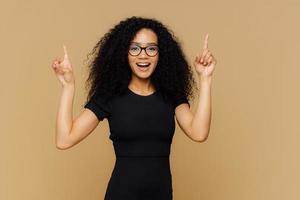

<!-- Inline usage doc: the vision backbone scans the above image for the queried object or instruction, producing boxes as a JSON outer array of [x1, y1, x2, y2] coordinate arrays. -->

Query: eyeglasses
[[128, 44, 159, 57]]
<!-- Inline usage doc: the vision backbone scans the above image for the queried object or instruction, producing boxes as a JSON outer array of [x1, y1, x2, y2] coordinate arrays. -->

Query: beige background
[[1, 0, 299, 199]]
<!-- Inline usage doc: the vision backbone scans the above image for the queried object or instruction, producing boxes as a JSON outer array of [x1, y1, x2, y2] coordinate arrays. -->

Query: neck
[[128, 76, 155, 92]]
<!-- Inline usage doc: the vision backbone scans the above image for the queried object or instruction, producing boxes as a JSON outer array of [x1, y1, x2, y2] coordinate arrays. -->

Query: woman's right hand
[[51, 45, 75, 87]]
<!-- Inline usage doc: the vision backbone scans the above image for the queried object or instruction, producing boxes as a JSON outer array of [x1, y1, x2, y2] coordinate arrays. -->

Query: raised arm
[[51, 45, 100, 150], [175, 33, 217, 142]]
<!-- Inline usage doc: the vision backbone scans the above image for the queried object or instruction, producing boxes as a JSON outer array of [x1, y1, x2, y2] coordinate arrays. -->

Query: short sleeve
[[84, 94, 110, 121], [173, 94, 190, 109]]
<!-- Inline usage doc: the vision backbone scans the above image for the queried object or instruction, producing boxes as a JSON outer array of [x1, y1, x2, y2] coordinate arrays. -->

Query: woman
[[51, 16, 216, 200]]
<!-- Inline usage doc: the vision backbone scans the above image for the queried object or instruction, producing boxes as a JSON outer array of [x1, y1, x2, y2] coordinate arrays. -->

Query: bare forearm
[[191, 76, 212, 141], [55, 84, 75, 148]]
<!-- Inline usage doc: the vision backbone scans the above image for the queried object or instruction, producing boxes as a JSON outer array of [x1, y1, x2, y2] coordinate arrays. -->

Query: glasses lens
[[129, 45, 141, 56], [146, 46, 159, 56], [129, 45, 159, 56]]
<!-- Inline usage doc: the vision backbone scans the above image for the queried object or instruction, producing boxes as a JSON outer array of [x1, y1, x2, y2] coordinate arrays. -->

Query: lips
[[136, 62, 150, 67]]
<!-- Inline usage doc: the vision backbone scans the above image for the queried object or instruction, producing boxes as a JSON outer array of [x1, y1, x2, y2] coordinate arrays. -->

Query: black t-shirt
[[84, 88, 189, 157]]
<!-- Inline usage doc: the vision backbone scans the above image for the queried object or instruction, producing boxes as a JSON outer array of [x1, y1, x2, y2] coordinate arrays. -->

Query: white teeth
[[136, 63, 150, 67], [137, 63, 150, 65]]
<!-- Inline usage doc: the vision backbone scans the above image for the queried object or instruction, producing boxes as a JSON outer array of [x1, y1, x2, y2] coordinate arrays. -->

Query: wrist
[[62, 83, 75, 90], [199, 75, 212, 82]]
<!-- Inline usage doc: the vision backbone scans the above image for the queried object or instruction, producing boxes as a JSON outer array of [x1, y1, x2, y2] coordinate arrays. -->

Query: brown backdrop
[[1, 0, 299, 199]]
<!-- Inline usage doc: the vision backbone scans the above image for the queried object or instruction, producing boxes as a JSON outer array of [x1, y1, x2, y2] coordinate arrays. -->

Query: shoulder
[[172, 93, 190, 110], [84, 93, 111, 121]]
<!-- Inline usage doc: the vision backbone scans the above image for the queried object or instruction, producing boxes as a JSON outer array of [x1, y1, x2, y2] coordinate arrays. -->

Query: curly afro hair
[[83, 16, 197, 107]]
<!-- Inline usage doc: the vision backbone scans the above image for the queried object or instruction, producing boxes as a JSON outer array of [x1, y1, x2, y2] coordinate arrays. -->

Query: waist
[[114, 156, 171, 169], [116, 155, 170, 158], [113, 139, 172, 157]]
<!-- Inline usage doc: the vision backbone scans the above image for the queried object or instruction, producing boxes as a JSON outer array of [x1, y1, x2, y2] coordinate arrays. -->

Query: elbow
[[56, 143, 68, 150], [199, 137, 208, 143], [56, 140, 71, 150], [190, 124, 211, 143], [55, 132, 73, 150], [192, 131, 209, 143], [193, 136, 208, 143], [56, 145, 67, 150]]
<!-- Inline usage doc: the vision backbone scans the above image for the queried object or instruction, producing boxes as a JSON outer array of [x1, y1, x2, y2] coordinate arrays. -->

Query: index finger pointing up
[[63, 44, 68, 59], [203, 33, 209, 49]]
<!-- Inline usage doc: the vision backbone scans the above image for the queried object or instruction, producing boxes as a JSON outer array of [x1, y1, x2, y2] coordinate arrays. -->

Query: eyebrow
[[131, 42, 158, 45]]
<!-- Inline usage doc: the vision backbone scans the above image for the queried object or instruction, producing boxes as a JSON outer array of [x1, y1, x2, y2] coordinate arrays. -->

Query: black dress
[[84, 88, 190, 200]]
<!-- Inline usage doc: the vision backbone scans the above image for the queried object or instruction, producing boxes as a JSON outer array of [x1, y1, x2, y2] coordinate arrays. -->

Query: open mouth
[[136, 62, 151, 72], [136, 62, 151, 67]]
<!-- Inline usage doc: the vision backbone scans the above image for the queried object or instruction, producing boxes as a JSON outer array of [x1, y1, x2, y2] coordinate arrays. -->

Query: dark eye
[[130, 46, 139, 50], [148, 46, 158, 51]]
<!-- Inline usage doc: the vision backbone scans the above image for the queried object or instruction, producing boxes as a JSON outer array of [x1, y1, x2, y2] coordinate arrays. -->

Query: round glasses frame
[[128, 44, 159, 57]]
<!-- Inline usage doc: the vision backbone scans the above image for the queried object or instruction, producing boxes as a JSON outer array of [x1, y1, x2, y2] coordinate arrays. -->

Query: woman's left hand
[[193, 33, 217, 77]]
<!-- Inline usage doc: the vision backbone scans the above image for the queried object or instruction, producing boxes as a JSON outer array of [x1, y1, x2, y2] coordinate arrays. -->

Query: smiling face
[[128, 28, 159, 80]]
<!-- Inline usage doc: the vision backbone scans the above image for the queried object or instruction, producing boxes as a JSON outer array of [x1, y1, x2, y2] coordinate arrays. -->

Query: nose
[[139, 49, 148, 57]]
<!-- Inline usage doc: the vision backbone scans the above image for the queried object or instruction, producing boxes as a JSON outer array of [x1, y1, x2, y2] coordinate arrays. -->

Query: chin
[[131, 69, 153, 79]]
